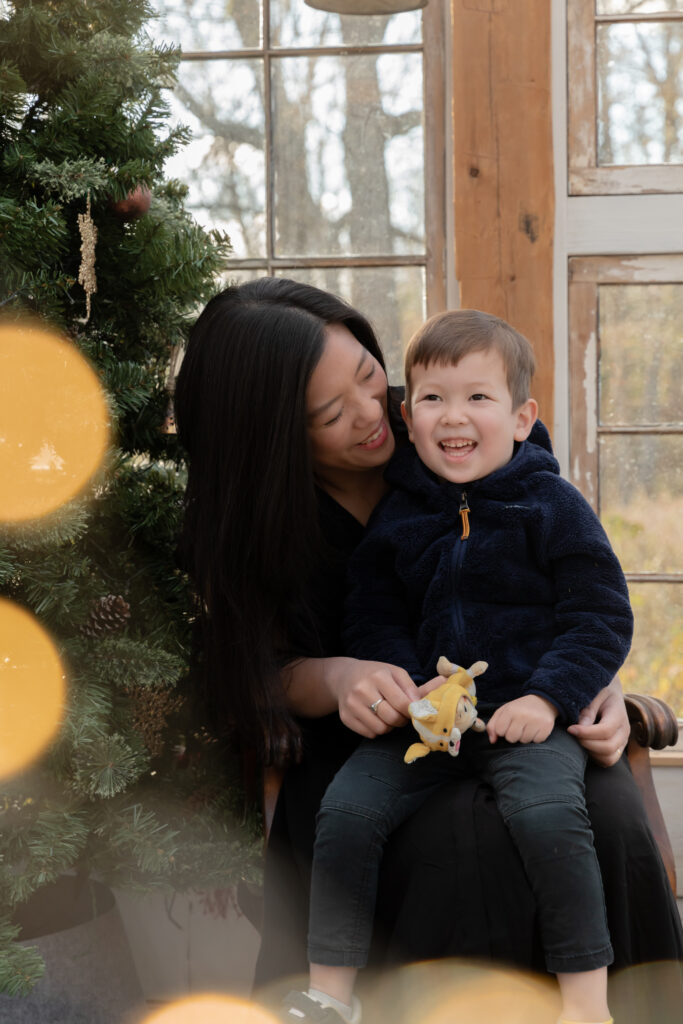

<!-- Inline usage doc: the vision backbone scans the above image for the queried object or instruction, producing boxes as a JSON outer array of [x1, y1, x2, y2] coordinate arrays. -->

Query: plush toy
[[404, 656, 488, 764]]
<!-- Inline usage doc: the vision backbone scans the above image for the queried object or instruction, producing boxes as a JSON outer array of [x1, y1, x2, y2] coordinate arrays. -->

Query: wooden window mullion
[[568, 0, 598, 188], [568, 267, 599, 510]]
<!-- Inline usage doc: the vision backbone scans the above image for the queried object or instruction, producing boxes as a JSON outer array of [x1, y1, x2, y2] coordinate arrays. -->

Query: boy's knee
[[317, 799, 392, 835], [503, 797, 594, 854]]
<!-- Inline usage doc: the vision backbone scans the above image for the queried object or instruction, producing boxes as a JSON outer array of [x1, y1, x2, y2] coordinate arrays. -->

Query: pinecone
[[124, 685, 184, 757], [81, 594, 131, 638]]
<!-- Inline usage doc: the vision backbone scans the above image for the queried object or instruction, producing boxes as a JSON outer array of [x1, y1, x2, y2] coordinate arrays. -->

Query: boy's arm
[[518, 482, 634, 724]]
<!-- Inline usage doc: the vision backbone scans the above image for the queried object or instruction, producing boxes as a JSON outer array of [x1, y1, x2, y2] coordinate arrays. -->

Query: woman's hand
[[567, 677, 630, 767], [327, 657, 421, 738], [414, 674, 448, 699], [283, 657, 442, 738]]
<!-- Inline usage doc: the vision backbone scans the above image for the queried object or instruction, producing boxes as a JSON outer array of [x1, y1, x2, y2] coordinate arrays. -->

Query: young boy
[[282, 310, 633, 1024]]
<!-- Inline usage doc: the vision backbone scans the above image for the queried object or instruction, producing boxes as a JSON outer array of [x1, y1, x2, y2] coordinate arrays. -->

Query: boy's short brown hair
[[404, 309, 536, 410]]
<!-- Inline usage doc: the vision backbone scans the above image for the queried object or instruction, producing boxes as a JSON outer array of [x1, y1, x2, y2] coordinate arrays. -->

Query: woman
[[174, 278, 682, 1014]]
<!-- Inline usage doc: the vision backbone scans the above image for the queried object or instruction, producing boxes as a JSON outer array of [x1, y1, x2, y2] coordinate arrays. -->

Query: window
[[567, 257, 683, 714], [567, 0, 683, 194], [148, 0, 446, 382], [560, 4, 683, 715]]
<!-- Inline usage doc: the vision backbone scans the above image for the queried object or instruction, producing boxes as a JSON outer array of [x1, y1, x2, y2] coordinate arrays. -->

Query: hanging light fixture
[[304, 1, 428, 14]]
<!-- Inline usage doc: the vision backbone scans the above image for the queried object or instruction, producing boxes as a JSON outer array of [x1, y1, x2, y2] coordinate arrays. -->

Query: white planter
[[114, 889, 261, 1002]]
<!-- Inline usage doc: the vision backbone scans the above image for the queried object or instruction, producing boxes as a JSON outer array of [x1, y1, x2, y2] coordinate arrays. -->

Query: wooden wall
[[451, 0, 555, 429]]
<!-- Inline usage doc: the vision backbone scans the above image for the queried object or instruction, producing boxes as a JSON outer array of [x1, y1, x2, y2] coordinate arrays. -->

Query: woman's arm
[[282, 655, 422, 738], [567, 677, 631, 767]]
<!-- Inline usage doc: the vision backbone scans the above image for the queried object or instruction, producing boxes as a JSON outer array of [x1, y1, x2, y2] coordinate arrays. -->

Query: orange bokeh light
[[141, 994, 280, 1024], [368, 960, 560, 1024], [0, 322, 109, 521], [0, 598, 66, 779]]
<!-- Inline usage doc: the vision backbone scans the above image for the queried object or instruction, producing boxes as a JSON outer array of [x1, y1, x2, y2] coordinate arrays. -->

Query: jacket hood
[[385, 420, 560, 507]]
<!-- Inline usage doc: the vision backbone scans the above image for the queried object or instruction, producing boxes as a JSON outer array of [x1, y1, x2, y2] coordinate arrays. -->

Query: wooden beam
[[451, 0, 555, 430]]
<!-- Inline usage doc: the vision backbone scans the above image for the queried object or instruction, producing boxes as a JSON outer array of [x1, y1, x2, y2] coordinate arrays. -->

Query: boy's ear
[[513, 397, 538, 442], [400, 400, 414, 440]]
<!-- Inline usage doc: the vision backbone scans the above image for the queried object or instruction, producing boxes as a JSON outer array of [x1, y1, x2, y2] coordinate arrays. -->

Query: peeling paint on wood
[[570, 254, 683, 284], [583, 330, 597, 457]]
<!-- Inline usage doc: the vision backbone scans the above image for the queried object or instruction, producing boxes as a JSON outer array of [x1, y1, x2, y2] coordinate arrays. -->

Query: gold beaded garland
[[77, 192, 98, 323]]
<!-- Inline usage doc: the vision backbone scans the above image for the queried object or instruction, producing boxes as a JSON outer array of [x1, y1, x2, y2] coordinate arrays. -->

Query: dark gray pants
[[308, 725, 613, 974]]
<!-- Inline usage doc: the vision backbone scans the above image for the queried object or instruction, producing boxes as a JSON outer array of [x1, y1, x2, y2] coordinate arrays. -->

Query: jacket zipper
[[451, 491, 469, 641], [459, 492, 470, 540]]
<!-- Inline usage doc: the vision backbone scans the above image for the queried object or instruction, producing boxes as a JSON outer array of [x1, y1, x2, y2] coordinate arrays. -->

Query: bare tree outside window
[[596, 1, 683, 165], [568, 0, 683, 192], [146, 0, 444, 375]]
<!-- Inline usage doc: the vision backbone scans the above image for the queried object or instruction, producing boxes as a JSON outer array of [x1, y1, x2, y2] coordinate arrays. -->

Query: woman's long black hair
[[174, 277, 388, 760]]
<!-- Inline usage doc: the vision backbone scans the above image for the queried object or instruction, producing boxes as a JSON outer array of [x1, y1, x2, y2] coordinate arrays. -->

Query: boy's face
[[401, 349, 537, 485]]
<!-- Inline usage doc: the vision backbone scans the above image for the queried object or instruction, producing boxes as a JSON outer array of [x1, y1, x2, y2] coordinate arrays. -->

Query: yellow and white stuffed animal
[[404, 656, 488, 764]]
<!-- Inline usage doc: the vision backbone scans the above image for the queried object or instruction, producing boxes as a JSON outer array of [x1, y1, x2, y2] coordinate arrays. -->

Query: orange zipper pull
[[459, 492, 470, 540]]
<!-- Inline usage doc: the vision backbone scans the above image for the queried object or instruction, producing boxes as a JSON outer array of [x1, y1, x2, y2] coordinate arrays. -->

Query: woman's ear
[[400, 400, 414, 441], [513, 398, 538, 442]]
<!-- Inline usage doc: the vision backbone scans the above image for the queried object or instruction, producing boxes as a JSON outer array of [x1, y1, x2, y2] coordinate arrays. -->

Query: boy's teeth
[[441, 440, 473, 449]]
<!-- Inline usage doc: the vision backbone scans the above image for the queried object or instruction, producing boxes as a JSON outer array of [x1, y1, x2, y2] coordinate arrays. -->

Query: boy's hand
[[486, 694, 558, 744]]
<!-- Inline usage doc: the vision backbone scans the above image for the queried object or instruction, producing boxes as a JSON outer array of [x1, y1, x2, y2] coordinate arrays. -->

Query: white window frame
[[567, 0, 683, 196], [553, 1, 683, 734], [552, 0, 683, 475]]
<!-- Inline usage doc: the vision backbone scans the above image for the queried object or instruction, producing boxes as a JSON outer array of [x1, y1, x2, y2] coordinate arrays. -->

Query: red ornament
[[109, 185, 152, 221]]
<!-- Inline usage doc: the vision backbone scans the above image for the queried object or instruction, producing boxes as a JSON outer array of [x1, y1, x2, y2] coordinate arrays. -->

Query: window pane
[[165, 60, 266, 257], [600, 434, 683, 572], [270, 0, 421, 48], [218, 268, 267, 288], [147, 0, 262, 50], [621, 582, 683, 717], [598, 284, 683, 425], [275, 266, 425, 383], [272, 54, 424, 257], [596, 2, 683, 14], [597, 21, 683, 165]]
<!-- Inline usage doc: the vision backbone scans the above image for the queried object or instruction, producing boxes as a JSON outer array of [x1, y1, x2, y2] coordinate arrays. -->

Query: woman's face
[[307, 323, 395, 476]]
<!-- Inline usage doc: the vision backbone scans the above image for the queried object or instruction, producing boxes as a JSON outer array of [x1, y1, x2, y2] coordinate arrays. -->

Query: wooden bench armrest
[[624, 692, 678, 894], [624, 692, 679, 749]]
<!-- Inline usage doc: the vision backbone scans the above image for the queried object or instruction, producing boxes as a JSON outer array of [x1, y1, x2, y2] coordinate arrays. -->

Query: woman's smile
[[357, 419, 389, 450], [307, 323, 395, 476]]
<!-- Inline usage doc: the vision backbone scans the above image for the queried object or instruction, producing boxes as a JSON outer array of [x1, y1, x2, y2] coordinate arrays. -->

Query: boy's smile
[[401, 349, 537, 485]]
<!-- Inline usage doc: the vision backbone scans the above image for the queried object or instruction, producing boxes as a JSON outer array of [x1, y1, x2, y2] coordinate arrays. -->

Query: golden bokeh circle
[[141, 994, 280, 1024], [367, 960, 560, 1024], [0, 323, 109, 521], [0, 598, 66, 779]]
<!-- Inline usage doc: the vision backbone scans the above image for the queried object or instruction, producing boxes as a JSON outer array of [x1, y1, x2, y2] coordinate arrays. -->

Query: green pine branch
[[0, 917, 44, 997], [69, 734, 149, 800], [0, 0, 261, 990], [0, 806, 90, 905]]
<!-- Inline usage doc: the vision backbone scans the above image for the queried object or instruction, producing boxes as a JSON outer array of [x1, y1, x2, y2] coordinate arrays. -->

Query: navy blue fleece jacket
[[343, 428, 633, 724]]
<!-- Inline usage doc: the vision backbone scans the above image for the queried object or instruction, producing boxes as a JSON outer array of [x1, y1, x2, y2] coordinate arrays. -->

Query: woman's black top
[[254, 417, 683, 1022]]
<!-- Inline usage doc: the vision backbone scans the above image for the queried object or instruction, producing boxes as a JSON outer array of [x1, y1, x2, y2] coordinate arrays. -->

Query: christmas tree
[[0, 0, 261, 995]]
